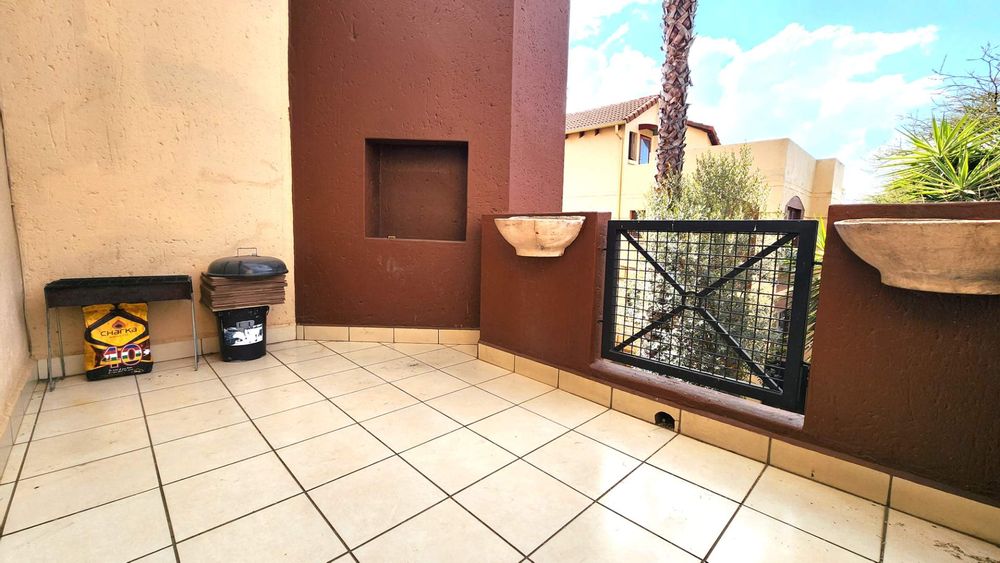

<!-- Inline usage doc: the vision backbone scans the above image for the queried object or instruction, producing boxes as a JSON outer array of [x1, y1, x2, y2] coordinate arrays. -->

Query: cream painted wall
[[0, 1, 294, 361], [0, 111, 33, 445], [562, 117, 713, 219], [687, 138, 843, 220]]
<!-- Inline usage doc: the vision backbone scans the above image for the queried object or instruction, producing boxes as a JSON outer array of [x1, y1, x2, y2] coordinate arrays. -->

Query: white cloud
[[569, 0, 654, 41], [686, 24, 940, 200], [566, 44, 660, 112]]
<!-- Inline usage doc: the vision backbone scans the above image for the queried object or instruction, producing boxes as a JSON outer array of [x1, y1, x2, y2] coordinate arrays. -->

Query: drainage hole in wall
[[655, 411, 676, 431]]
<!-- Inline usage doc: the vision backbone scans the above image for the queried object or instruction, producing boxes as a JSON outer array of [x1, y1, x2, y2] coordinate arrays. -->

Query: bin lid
[[207, 255, 288, 278]]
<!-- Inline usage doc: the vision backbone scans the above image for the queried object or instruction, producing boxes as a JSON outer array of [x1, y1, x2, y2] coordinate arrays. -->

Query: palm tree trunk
[[656, 0, 697, 184]]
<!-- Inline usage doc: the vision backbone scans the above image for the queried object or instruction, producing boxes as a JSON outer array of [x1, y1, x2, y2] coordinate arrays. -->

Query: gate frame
[[601, 219, 818, 413]]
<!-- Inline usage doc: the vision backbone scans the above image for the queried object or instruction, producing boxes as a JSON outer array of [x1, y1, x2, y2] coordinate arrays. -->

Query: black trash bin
[[205, 252, 288, 362], [217, 306, 269, 361]]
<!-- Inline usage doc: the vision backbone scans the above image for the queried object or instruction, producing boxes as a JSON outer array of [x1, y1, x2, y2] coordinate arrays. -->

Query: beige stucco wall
[[0, 110, 33, 448], [687, 138, 843, 220], [0, 1, 294, 363], [563, 115, 714, 219]]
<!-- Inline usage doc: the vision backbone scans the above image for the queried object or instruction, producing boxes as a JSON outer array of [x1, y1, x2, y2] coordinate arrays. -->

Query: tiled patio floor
[[1, 340, 998, 562]]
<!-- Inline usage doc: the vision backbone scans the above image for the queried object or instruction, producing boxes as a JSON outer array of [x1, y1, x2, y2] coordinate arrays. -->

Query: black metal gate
[[601, 220, 817, 412]]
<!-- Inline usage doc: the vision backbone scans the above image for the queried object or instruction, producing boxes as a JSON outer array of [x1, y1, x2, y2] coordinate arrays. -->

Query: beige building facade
[[563, 96, 844, 220]]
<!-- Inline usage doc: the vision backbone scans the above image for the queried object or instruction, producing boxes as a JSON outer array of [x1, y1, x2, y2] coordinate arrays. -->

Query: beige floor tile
[[205, 353, 282, 377], [470, 406, 568, 456], [353, 499, 520, 562], [146, 397, 248, 444], [131, 547, 176, 563], [309, 367, 386, 397], [33, 394, 143, 440], [331, 383, 419, 421], [322, 341, 381, 354], [4, 449, 158, 533], [144, 547, 185, 563], [20, 418, 149, 478], [286, 354, 359, 379], [0, 490, 170, 563], [311, 456, 446, 548], [457, 460, 590, 553], [220, 365, 300, 396], [387, 342, 445, 355], [154, 422, 269, 483], [41, 376, 137, 411], [602, 464, 738, 557], [709, 507, 867, 563], [478, 372, 555, 404], [270, 342, 336, 364], [648, 435, 764, 501], [577, 410, 675, 459], [177, 494, 345, 563], [255, 401, 353, 448], [163, 453, 300, 540], [235, 381, 325, 418], [24, 395, 42, 415], [14, 411, 37, 443], [442, 359, 511, 385], [266, 339, 316, 352], [745, 467, 884, 560], [365, 356, 436, 381], [521, 389, 608, 428], [277, 424, 392, 489], [402, 428, 516, 494], [883, 509, 1000, 563], [362, 403, 461, 452], [1, 443, 26, 484], [342, 345, 407, 367], [426, 386, 514, 425], [393, 370, 469, 401], [526, 432, 640, 499], [412, 347, 476, 368], [534, 504, 698, 563], [137, 366, 216, 393], [141, 379, 231, 415], [152, 357, 199, 372], [0, 483, 11, 523]]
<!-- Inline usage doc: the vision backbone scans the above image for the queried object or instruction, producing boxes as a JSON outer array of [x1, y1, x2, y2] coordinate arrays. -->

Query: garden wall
[[480, 203, 1000, 504]]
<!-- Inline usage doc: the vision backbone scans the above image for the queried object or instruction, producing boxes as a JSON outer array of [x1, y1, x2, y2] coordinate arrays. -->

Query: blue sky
[[567, 0, 1000, 200]]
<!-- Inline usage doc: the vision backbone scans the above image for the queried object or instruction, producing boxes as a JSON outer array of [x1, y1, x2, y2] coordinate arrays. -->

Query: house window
[[638, 135, 652, 164], [628, 132, 653, 164]]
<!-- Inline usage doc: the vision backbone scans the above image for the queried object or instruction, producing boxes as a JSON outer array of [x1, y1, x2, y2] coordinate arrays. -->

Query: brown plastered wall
[[480, 212, 609, 370], [804, 202, 1000, 501], [480, 204, 1000, 504], [290, 0, 568, 329]]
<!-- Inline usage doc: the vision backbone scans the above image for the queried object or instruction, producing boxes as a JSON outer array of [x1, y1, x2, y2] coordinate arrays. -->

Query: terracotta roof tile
[[565, 95, 658, 131], [565, 95, 721, 145]]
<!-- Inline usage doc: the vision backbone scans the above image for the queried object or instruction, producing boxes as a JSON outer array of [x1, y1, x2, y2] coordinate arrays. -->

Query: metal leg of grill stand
[[56, 308, 66, 387], [191, 299, 200, 370], [46, 307, 54, 392]]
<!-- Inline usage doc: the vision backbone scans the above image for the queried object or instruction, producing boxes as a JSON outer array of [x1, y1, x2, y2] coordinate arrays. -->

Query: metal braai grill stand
[[201, 249, 287, 362], [43, 276, 198, 391]]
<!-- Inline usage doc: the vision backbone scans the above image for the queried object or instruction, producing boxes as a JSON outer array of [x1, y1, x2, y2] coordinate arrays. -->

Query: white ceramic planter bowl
[[835, 218, 1000, 295], [495, 215, 586, 257]]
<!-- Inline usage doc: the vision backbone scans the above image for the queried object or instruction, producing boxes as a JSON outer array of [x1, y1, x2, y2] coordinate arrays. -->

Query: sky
[[566, 0, 1000, 201]]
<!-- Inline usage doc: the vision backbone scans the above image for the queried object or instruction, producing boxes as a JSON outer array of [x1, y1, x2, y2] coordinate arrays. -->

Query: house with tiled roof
[[563, 95, 844, 220]]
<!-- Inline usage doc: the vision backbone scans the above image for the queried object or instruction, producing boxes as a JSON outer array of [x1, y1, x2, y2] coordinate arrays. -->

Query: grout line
[[203, 360, 360, 563], [131, 375, 182, 562], [701, 463, 767, 561], [1, 483, 161, 537], [878, 476, 893, 562]]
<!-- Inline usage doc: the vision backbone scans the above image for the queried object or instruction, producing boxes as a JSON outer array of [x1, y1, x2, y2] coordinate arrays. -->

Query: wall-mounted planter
[[835, 218, 1000, 295], [495, 215, 585, 257]]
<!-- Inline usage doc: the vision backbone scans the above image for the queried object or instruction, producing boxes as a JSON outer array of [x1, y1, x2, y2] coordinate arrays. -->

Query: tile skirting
[[298, 325, 480, 346], [475, 342, 1000, 545]]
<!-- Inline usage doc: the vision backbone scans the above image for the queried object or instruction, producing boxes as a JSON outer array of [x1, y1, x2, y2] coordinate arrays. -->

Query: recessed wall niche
[[365, 139, 469, 241]]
